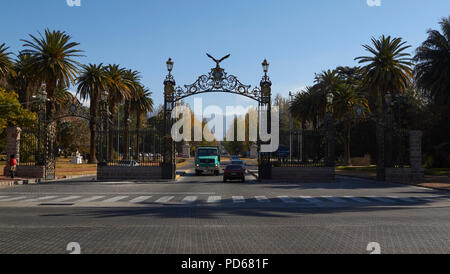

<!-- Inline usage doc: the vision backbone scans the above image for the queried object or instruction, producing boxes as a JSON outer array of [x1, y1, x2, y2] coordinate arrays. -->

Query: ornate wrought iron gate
[[161, 54, 273, 179]]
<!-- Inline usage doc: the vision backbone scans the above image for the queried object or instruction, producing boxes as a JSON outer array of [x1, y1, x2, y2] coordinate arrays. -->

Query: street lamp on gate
[[262, 59, 269, 81], [166, 58, 174, 77]]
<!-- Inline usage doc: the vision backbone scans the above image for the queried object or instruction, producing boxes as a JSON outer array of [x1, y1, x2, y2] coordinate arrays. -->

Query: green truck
[[195, 147, 221, 176]]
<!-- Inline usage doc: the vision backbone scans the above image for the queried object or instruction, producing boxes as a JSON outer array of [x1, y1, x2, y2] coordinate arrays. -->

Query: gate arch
[[161, 54, 273, 179]]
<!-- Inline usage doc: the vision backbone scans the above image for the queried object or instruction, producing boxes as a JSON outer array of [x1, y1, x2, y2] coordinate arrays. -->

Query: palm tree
[[77, 64, 110, 163], [121, 69, 141, 159], [0, 43, 15, 86], [104, 64, 131, 159], [131, 86, 153, 159], [414, 16, 450, 105], [290, 85, 325, 129], [332, 86, 369, 166], [21, 29, 83, 120], [10, 52, 39, 110], [355, 35, 413, 178]]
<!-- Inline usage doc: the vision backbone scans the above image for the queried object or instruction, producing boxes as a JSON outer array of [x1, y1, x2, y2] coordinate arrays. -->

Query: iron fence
[[270, 130, 327, 167], [19, 127, 45, 166], [103, 128, 164, 167]]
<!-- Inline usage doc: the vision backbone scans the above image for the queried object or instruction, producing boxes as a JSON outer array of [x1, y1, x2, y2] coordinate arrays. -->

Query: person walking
[[9, 154, 17, 179]]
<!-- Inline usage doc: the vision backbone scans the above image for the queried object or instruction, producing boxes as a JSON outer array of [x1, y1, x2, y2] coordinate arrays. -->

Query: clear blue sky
[[2, 0, 449, 110]]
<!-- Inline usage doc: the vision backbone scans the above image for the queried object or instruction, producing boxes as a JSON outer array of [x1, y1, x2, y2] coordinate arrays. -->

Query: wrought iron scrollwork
[[172, 67, 262, 102]]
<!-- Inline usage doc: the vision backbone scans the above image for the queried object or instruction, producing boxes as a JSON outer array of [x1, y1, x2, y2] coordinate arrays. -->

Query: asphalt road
[[0, 163, 449, 254]]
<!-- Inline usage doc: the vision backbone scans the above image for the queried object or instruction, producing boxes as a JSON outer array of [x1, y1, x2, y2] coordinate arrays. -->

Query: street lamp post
[[32, 84, 48, 166], [325, 91, 335, 167], [289, 91, 294, 161], [259, 59, 272, 180]]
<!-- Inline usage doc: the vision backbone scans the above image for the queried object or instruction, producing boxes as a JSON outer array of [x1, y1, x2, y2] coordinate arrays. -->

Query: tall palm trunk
[[344, 121, 352, 166], [89, 92, 99, 164], [375, 93, 385, 181]]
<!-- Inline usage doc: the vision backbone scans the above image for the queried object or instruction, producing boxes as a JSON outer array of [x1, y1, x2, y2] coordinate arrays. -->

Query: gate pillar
[[258, 67, 272, 180], [162, 62, 176, 179]]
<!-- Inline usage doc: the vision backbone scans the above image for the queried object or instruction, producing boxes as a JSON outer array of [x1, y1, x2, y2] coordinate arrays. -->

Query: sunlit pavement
[[0, 161, 449, 254]]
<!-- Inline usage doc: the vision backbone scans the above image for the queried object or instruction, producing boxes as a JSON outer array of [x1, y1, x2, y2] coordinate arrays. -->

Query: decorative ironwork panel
[[173, 67, 262, 102]]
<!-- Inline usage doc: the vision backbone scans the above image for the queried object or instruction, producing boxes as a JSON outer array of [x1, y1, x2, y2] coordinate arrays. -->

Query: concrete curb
[[0, 174, 97, 187]]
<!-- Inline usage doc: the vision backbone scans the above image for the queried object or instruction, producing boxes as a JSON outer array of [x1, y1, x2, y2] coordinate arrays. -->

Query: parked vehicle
[[195, 147, 221, 176], [231, 160, 246, 169], [223, 164, 246, 182], [231, 155, 240, 161], [118, 160, 140, 167]]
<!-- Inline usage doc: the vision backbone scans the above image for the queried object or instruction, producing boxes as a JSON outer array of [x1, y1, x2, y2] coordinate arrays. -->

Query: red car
[[223, 164, 246, 182]]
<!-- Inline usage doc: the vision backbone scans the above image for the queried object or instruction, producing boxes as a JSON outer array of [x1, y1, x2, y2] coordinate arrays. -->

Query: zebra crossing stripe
[[207, 196, 221, 203], [299, 196, 323, 204], [102, 196, 129, 203], [75, 196, 105, 203], [278, 196, 296, 203], [23, 196, 58, 202], [155, 196, 174, 203], [321, 196, 346, 203], [367, 196, 396, 203], [255, 196, 270, 203], [388, 196, 417, 203], [52, 196, 82, 202], [182, 196, 198, 203], [129, 196, 152, 203], [0, 196, 26, 202], [0, 196, 8, 200], [232, 196, 245, 203], [344, 196, 371, 203], [411, 196, 434, 202]]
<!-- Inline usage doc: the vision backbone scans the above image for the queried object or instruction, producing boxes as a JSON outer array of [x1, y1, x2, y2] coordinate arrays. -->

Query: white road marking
[[207, 196, 221, 203], [155, 196, 174, 203], [367, 196, 397, 203], [75, 196, 105, 203], [278, 196, 296, 203], [22, 196, 58, 202], [388, 196, 417, 203], [52, 196, 82, 202], [182, 196, 198, 203], [129, 196, 152, 203], [299, 196, 323, 204], [101, 196, 129, 203], [232, 196, 245, 203], [321, 196, 347, 203], [255, 196, 270, 203], [0, 196, 8, 200], [344, 196, 371, 203], [0, 196, 27, 202]]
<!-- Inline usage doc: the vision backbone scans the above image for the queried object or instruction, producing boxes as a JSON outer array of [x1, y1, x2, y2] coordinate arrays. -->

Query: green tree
[[131, 86, 153, 158], [21, 29, 83, 121], [9, 52, 39, 110], [415, 16, 450, 104], [121, 69, 141, 158], [0, 89, 36, 134], [355, 35, 413, 175], [414, 16, 450, 167], [104, 64, 131, 157], [77, 63, 110, 163], [0, 43, 15, 86]]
